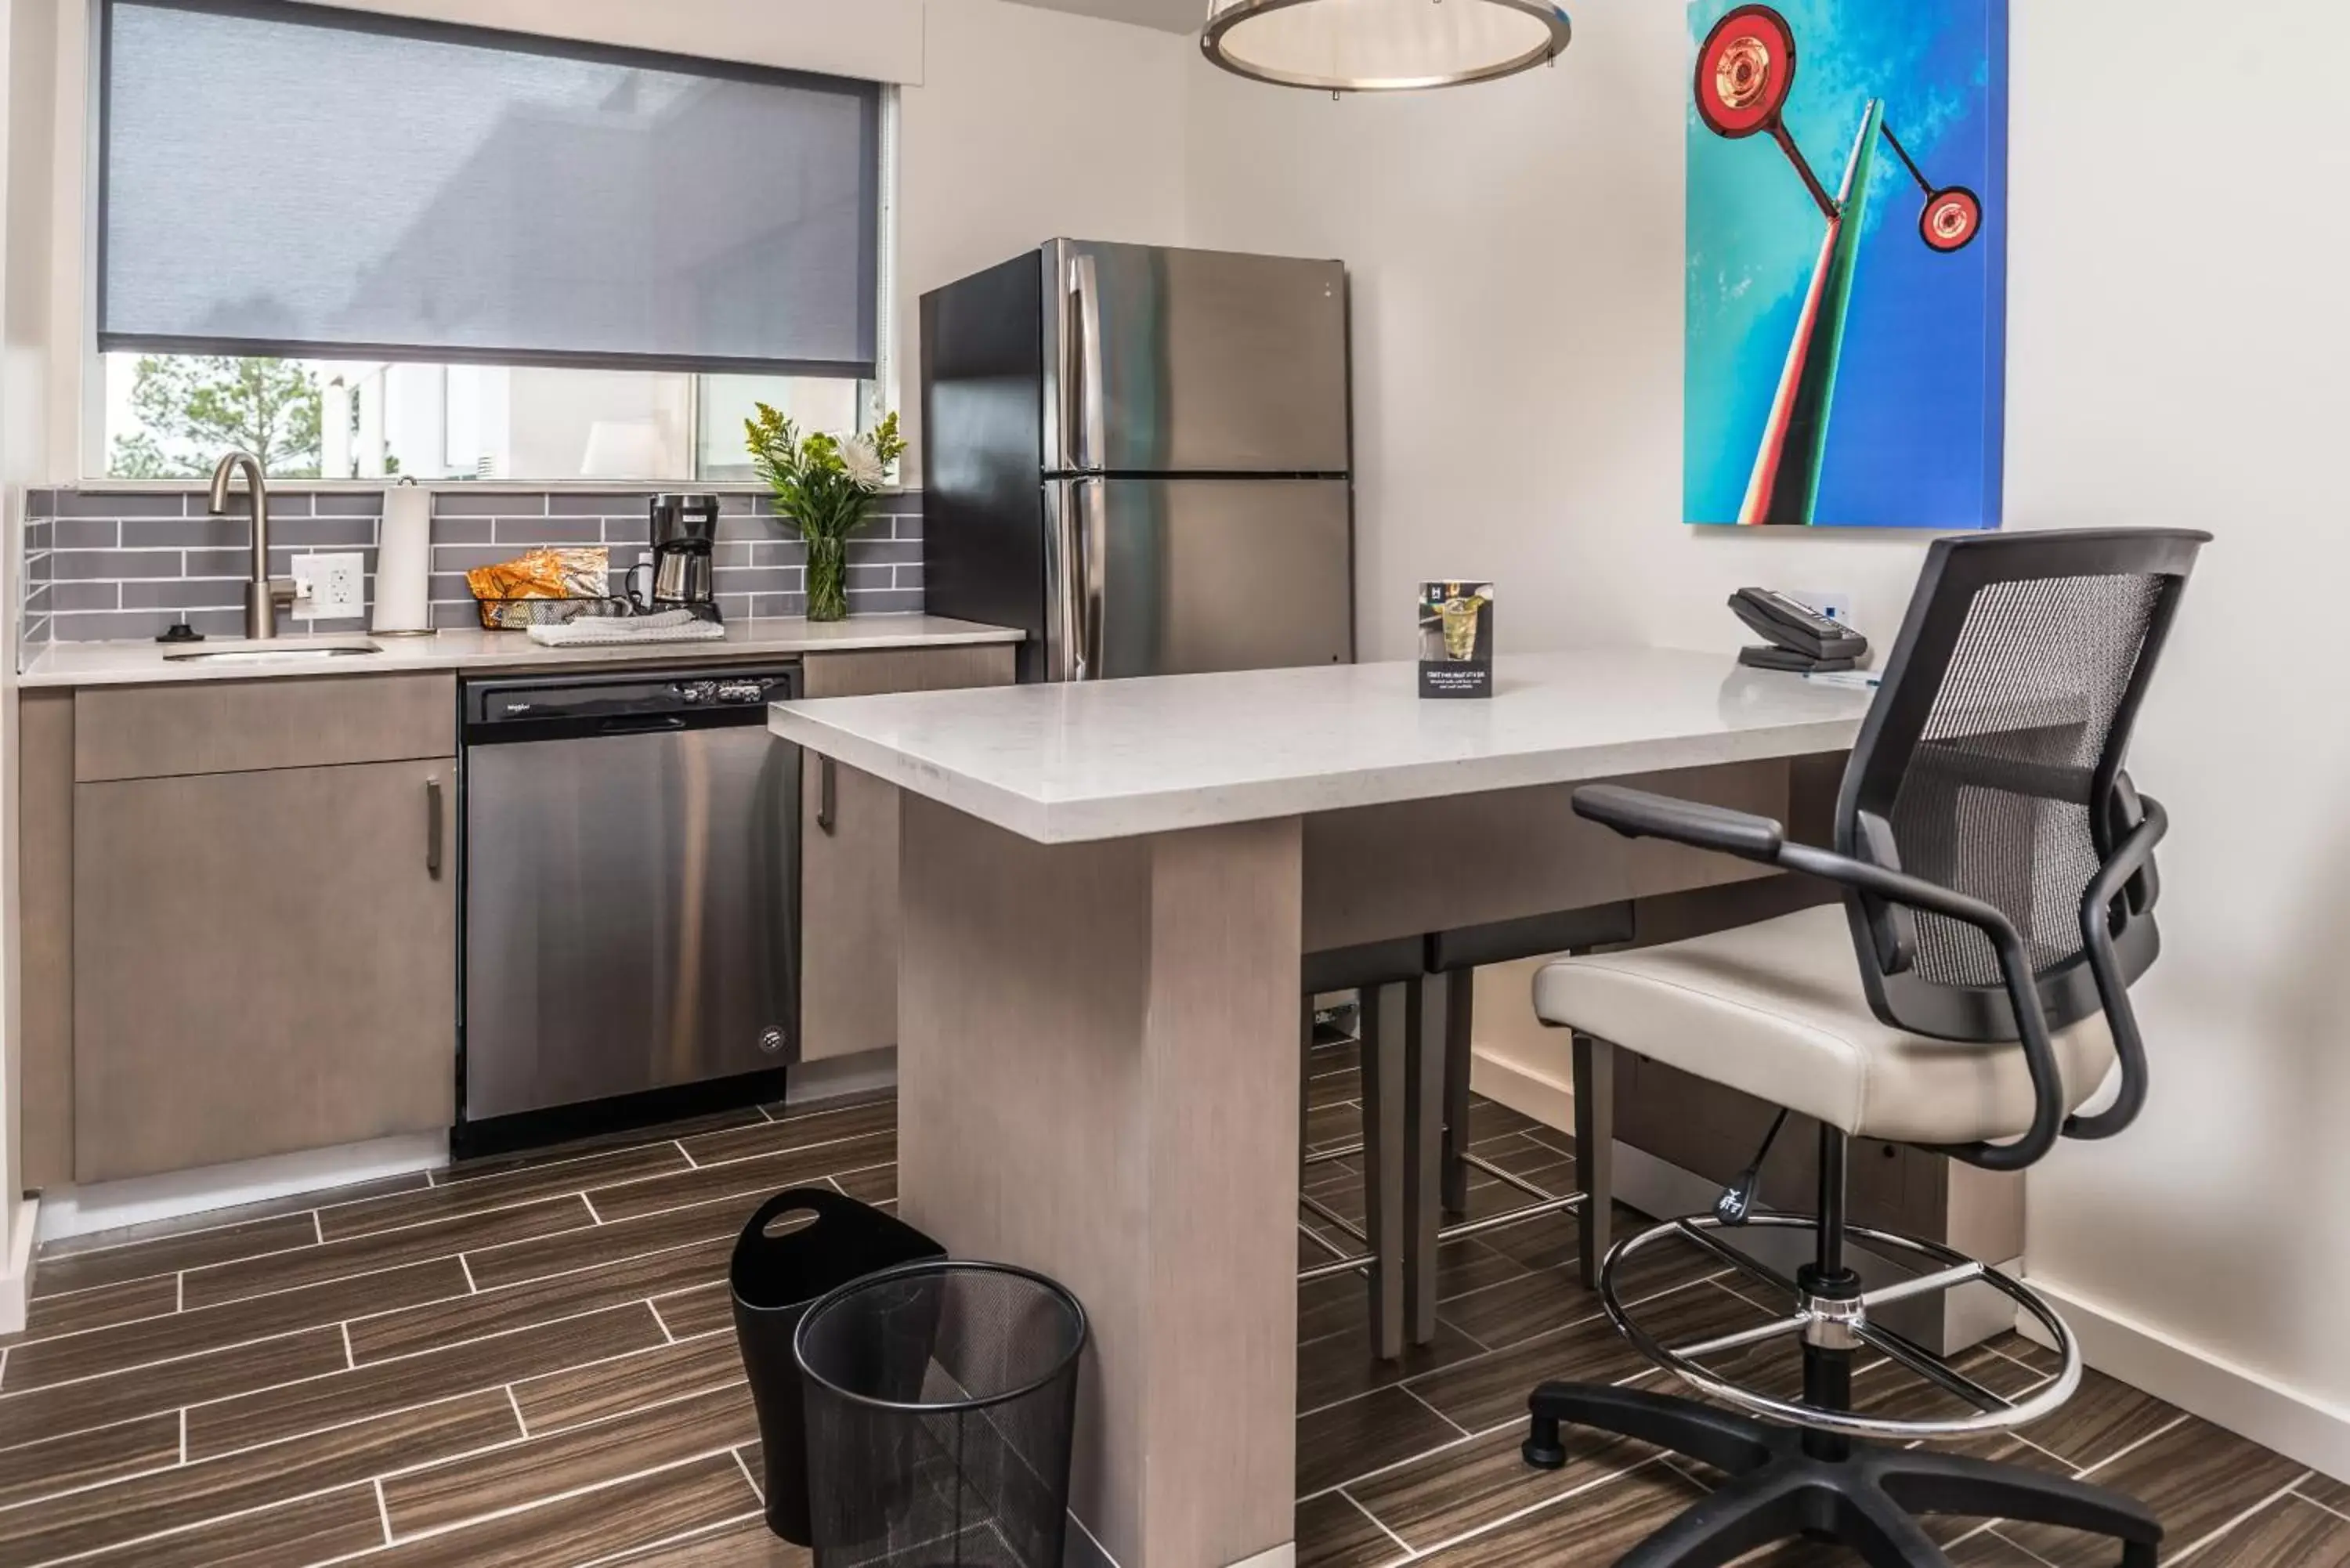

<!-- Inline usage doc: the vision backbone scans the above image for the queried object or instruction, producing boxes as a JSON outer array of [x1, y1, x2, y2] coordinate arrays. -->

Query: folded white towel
[[526, 609, 728, 648]]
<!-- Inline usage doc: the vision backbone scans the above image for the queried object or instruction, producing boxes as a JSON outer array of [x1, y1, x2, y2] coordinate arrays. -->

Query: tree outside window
[[109, 355, 323, 479], [102, 352, 865, 482]]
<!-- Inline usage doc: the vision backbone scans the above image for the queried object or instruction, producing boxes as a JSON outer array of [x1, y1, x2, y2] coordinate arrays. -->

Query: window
[[96, 0, 887, 479]]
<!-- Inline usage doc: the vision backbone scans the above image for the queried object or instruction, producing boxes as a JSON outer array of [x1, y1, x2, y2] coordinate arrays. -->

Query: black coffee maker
[[648, 493, 721, 616]]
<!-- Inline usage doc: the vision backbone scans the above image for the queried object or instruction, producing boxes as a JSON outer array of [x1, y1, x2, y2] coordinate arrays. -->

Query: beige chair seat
[[1531, 905, 2116, 1146]]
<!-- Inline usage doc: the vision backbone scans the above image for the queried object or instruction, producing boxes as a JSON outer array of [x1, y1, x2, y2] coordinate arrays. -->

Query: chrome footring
[[1303, 1139, 1366, 1169], [1598, 1212, 2084, 1440], [1297, 1250, 1372, 1284], [1296, 1215, 1371, 1284]]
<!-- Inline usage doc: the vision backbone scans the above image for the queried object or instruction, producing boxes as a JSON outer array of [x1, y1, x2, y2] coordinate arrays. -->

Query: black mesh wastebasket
[[795, 1260, 1088, 1568], [732, 1188, 945, 1545]]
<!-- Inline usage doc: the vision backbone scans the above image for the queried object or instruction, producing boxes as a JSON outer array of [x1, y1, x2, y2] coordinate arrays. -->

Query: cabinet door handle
[[425, 776, 444, 876], [817, 757, 837, 836]]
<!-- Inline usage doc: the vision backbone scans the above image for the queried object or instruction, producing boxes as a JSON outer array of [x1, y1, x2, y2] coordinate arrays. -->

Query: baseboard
[[1062, 1512, 1290, 1568], [0, 1195, 38, 1335], [1225, 1545, 1295, 1568], [2027, 1274, 2350, 1486], [1469, 1043, 1574, 1133], [785, 1048, 897, 1108], [37, 1133, 446, 1245]]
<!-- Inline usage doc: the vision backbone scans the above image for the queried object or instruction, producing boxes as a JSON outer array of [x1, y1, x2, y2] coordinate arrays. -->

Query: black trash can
[[795, 1259, 1088, 1568], [730, 1187, 944, 1545]]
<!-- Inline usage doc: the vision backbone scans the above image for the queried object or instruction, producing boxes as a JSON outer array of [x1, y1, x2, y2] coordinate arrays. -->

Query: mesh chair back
[[1835, 530, 2207, 1042]]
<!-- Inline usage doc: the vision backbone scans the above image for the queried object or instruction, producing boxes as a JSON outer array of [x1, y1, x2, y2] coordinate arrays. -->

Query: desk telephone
[[1731, 588, 1870, 673]]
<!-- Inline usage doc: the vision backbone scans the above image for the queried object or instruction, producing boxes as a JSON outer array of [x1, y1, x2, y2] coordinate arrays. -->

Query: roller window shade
[[99, 0, 881, 376]]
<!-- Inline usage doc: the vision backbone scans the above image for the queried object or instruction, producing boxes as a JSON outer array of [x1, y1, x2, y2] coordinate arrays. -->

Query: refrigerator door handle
[[1077, 475, 1108, 681], [1047, 480, 1085, 682], [1068, 251, 1106, 471]]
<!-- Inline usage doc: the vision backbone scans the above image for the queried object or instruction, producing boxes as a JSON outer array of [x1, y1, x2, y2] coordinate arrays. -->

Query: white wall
[[1998, 0, 2350, 1460], [301, 0, 926, 84], [1187, 0, 2350, 1463], [0, 0, 62, 1325], [894, 0, 1192, 463]]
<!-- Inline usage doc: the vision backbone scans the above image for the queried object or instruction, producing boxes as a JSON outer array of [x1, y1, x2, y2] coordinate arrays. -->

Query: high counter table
[[769, 649, 1874, 1568]]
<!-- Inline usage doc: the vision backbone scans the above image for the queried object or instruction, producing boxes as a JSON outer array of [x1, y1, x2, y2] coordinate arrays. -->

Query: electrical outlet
[[1791, 588, 1855, 625], [292, 553, 365, 621]]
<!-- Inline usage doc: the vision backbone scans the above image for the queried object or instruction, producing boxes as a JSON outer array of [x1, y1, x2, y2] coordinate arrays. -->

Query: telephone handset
[[1730, 588, 1869, 672]]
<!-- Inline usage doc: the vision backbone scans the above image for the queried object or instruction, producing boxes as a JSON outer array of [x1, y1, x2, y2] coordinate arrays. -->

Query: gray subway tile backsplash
[[20, 488, 925, 645], [45, 490, 188, 518], [52, 549, 182, 580], [119, 579, 245, 612], [54, 518, 121, 550], [547, 491, 661, 516], [492, 518, 611, 546], [428, 491, 538, 518], [47, 582, 118, 612], [121, 515, 249, 550]]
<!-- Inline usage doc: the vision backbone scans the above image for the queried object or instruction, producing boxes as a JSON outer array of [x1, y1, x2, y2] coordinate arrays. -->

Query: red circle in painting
[[1920, 186, 1983, 252], [1695, 5, 1798, 139]]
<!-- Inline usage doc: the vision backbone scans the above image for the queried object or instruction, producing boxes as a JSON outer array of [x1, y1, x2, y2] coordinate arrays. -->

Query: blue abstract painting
[[1684, 0, 2007, 529]]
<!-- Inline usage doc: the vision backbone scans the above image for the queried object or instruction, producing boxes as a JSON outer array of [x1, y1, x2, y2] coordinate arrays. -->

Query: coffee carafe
[[648, 493, 721, 614]]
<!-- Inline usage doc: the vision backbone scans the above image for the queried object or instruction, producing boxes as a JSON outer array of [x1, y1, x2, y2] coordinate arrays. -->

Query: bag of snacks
[[467, 547, 611, 629]]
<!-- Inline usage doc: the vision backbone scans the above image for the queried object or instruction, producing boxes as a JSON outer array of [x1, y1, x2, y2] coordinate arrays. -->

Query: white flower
[[840, 436, 886, 490]]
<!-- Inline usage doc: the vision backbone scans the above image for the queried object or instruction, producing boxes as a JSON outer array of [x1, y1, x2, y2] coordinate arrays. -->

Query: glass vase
[[805, 533, 849, 622]]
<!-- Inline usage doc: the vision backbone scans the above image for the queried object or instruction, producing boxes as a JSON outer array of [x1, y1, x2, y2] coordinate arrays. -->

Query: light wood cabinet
[[74, 670, 454, 782], [20, 692, 75, 1190], [63, 672, 459, 1185], [74, 757, 457, 1183], [797, 645, 1017, 1061]]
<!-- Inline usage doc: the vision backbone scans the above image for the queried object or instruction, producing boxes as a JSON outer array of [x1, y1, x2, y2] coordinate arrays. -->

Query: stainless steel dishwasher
[[457, 666, 798, 1154]]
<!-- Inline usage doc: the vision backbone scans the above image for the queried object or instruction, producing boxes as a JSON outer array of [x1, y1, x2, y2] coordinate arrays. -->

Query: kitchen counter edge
[[19, 616, 1025, 689]]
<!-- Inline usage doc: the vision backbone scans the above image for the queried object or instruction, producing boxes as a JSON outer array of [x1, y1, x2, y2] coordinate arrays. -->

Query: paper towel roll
[[372, 482, 432, 634]]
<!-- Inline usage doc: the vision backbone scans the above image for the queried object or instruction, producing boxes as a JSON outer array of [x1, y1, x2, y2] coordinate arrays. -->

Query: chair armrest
[[2064, 794, 2167, 1142], [1571, 785, 1786, 862], [1770, 842, 2066, 1172], [1571, 782, 2067, 1172]]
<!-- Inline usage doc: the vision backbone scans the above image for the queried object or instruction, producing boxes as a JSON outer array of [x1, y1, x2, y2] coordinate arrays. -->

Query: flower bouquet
[[744, 406, 907, 622]]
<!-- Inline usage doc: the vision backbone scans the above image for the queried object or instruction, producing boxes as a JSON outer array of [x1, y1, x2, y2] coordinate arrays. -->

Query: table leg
[[897, 797, 1303, 1568], [1404, 973, 1446, 1346], [1441, 970, 1475, 1218], [1358, 982, 1407, 1361]]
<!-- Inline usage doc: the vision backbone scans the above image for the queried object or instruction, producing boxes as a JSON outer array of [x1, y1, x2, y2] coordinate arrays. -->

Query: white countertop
[[20, 616, 1023, 688], [768, 648, 1875, 844]]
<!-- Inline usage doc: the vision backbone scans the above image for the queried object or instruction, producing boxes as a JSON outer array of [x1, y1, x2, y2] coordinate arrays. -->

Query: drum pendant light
[[1202, 0, 1571, 94]]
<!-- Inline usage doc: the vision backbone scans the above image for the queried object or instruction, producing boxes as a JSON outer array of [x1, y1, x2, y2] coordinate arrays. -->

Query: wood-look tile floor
[[0, 1047, 2328, 1566]]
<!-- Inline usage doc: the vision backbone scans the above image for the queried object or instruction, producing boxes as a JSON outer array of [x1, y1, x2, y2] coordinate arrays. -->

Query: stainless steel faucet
[[207, 451, 295, 640]]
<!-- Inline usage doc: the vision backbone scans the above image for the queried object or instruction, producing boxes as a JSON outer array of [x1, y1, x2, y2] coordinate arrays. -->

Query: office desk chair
[[1520, 529, 2208, 1567]]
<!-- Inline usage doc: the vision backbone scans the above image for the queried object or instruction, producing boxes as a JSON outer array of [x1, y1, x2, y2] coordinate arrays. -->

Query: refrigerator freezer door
[[1050, 240, 1350, 476], [1049, 477, 1354, 680]]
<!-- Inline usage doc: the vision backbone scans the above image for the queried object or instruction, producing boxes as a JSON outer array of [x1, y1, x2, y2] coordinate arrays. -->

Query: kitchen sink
[[164, 637, 383, 664]]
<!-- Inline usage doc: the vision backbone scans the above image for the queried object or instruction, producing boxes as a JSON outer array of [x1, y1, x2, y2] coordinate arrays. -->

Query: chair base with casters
[[1525, 1387, 2157, 1568], [1523, 1129, 2160, 1567]]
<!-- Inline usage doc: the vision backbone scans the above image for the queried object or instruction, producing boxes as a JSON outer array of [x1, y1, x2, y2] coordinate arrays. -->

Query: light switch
[[292, 553, 366, 621]]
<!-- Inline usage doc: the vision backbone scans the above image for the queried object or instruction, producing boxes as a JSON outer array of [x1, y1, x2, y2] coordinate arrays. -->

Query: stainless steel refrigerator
[[921, 239, 1354, 682]]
